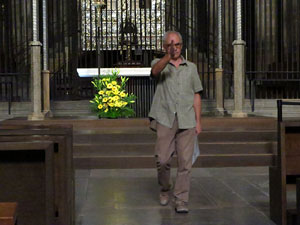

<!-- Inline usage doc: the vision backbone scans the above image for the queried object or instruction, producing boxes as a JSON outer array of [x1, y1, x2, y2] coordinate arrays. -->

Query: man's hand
[[167, 40, 175, 59], [195, 122, 202, 135], [151, 42, 173, 76]]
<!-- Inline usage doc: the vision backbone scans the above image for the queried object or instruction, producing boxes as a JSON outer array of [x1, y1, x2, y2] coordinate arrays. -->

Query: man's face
[[164, 33, 182, 60]]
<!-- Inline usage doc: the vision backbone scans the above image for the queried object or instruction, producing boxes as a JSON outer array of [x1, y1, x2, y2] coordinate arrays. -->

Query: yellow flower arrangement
[[90, 69, 136, 118]]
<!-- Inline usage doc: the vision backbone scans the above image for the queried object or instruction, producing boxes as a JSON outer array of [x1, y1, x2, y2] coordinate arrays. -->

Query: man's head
[[163, 31, 183, 60]]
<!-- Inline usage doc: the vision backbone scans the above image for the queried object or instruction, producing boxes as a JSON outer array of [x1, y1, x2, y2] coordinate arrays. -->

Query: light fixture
[[92, 0, 106, 9], [92, 0, 106, 76]]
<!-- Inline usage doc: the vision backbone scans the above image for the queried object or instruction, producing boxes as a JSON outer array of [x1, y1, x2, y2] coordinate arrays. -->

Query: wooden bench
[[269, 100, 300, 225], [0, 202, 18, 225], [0, 123, 74, 225], [0, 141, 55, 225]]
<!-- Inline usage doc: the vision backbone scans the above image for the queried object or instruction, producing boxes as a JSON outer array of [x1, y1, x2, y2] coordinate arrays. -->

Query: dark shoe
[[159, 191, 170, 206], [175, 201, 189, 213]]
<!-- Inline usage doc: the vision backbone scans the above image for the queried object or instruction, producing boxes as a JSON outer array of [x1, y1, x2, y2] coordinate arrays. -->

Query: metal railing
[[277, 100, 300, 123], [0, 73, 30, 102], [245, 0, 300, 100]]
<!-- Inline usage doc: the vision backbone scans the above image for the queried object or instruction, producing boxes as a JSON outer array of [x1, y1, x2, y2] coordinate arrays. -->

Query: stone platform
[[75, 167, 280, 225]]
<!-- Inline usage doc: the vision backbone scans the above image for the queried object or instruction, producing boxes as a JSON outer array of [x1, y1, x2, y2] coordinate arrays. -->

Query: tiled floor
[[75, 167, 277, 225]]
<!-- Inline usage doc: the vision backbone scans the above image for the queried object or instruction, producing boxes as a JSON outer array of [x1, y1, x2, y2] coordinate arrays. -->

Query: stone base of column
[[232, 111, 248, 118], [43, 110, 53, 117], [28, 112, 45, 120], [214, 108, 226, 116]]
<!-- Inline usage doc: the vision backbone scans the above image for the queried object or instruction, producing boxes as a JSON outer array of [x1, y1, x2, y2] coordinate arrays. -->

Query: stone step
[[72, 126, 274, 135], [73, 153, 275, 169], [74, 142, 276, 156], [1, 117, 278, 169], [1, 117, 277, 130], [73, 130, 276, 144]]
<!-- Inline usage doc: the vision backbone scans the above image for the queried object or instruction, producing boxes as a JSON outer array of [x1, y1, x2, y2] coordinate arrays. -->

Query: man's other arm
[[194, 93, 202, 134]]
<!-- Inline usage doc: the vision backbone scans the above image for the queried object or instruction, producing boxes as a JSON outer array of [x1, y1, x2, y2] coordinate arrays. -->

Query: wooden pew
[[0, 124, 74, 225], [0, 142, 55, 225], [269, 121, 300, 225], [0, 202, 18, 225]]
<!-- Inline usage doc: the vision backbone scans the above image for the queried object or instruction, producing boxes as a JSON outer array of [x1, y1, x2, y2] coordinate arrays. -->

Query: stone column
[[215, 68, 225, 115], [42, 70, 53, 117], [215, 0, 225, 115], [28, 41, 44, 120], [42, 0, 52, 117], [232, 40, 247, 118], [232, 0, 247, 118]]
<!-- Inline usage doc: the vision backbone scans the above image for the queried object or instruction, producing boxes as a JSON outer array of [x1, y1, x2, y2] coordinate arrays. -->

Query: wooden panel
[[286, 156, 300, 175], [269, 166, 287, 225], [285, 133, 300, 156], [270, 122, 300, 225], [0, 124, 74, 225], [0, 142, 55, 225]]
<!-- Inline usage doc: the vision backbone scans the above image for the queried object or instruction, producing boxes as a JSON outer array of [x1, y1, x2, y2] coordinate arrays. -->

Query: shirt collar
[[180, 56, 188, 65], [169, 55, 188, 67]]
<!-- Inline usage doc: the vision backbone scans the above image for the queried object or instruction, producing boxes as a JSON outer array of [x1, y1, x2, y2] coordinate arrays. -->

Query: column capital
[[29, 41, 42, 46], [232, 40, 246, 46], [42, 70, 50, 74]]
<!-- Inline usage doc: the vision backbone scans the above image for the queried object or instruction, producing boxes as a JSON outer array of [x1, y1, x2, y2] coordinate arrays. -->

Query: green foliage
[[90, 69, 136, 118]]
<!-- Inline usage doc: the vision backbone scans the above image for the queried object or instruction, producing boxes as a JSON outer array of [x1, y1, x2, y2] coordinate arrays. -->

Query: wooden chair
[[0, 202, 18, 225]]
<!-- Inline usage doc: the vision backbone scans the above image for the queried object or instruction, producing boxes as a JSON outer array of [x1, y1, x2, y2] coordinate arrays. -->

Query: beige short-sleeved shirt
[[149, 57, 203, 129]]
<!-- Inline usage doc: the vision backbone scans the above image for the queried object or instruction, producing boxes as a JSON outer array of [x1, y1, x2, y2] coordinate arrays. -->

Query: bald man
[[149, 31, 203, 213]]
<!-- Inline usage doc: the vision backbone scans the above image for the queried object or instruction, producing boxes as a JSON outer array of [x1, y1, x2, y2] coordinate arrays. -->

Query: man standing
[[149, 31, 203, 213]]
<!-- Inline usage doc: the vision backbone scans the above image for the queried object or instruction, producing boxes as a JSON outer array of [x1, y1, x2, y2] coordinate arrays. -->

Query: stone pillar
[[28, 41, 45, 120], [215, 68, 225, 115], [42, 70, 53, 117], [232, 40, 247, 118]]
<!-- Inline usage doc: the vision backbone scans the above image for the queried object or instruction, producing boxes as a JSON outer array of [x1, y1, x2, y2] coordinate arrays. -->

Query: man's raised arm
[[151, 40, 175, 77], [151, 54, 171, 77]]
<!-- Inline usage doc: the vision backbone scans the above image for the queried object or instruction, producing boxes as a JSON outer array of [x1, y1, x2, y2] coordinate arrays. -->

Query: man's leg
[[155, 120, 177, 205], [173, 128, 195, 212]]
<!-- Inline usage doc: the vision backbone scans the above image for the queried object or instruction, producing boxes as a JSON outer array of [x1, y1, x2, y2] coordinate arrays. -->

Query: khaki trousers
[[154, 117, 195, 203]]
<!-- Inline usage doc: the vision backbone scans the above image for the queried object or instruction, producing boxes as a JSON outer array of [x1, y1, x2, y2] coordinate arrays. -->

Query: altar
[[77, 67, 151, 78]]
